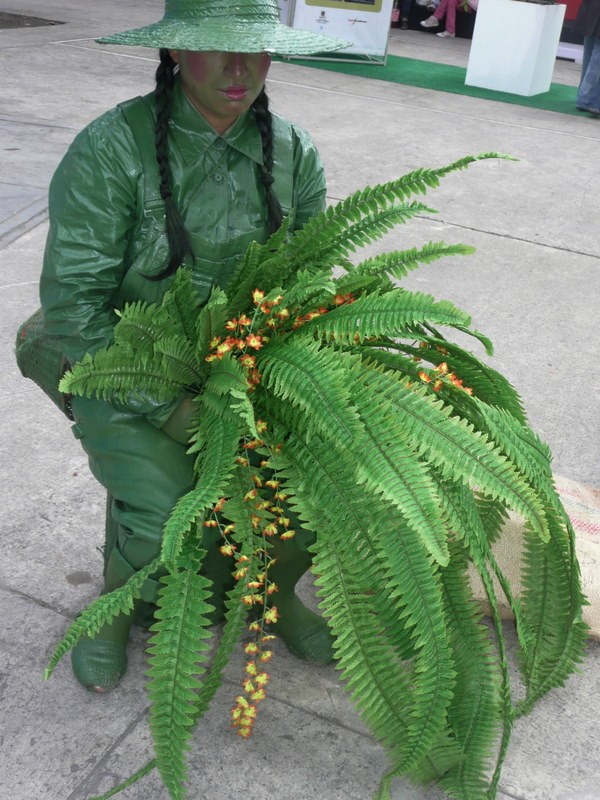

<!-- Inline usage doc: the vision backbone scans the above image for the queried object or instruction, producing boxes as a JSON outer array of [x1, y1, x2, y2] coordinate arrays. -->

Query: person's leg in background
[[577, 35, 600, 114], [420, 0, 448, 31], [436, 0, 457, 36]]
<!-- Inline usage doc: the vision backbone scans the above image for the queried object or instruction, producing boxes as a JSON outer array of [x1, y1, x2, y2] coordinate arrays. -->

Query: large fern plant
[[47, 154, 587, 800]]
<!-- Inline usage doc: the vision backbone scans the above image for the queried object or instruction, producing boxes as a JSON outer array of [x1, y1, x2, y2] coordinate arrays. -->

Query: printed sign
[[289, 0, 393, 59]]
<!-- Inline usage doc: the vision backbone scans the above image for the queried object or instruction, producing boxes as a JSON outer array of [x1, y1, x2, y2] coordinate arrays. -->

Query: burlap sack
[[469, 474, 600, 640]]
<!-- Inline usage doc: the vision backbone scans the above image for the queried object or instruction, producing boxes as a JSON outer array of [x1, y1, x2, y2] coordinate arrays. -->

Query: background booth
[[281, 0, 395, 63]]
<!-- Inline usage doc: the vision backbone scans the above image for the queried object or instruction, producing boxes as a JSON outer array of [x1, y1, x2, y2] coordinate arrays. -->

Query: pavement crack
[[64, 709, 151, 800], [322, 203, 600, 261], [0, 582, 73, 619], [221, 673, 372, 741]]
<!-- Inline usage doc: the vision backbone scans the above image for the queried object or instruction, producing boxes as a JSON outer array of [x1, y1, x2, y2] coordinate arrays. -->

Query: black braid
[[149, 48, 194, 281], [252, 89, 284, 235]]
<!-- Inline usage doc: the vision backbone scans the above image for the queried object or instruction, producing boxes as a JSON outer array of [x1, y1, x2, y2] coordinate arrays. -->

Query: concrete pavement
[[1, 2, 599, 799]]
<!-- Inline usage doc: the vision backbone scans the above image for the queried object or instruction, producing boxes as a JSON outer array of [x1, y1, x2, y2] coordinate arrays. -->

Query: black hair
[[150, 48, 283, 281], [253, 88, 284, 234], [151, 49, 194, 280]]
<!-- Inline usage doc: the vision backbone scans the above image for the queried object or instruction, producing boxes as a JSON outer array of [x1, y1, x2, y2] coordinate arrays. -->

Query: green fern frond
[[403, 336, 525, 421], [282, 431, 456, 779], [356, 366, 550, 543], [476, 403, 553, 484], [86, 760, 157, 800], [281, 270, 336, 311], [258, 337, 364, 445], [162, 268, 204, 343], [283, 202, 436, 274], [44, 556, 162, 679], [356, 347, 426, 381], [204, 354, 258, 437], [301, 289, 471, 343], [194, 287, 229, 358], [160, 406, 241, 567], [474, 494, 511, 546], [226, 217, 293, 314], [153, 334, 205, 387], [59, 348, 184, 404], [281, 152, 508, 276], [332, 270, 394, 299], [450, 324, 495, 357], [147, 565, 215, 800], [518, 504, 588, 714], [350, 369, 450, 566], [314, 543, 416, 755], [437, 551, 502, 800], [355, 241, 476, 282], [190, 474, 259, 723], [435, 481, 517, 800], [435, 152, 517, 177], [113, 301, 171, 353], [438, 479, 528, 647]]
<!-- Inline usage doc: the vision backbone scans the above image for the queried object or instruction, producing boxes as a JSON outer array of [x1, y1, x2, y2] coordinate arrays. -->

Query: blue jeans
[[577, 36, 600, 113]]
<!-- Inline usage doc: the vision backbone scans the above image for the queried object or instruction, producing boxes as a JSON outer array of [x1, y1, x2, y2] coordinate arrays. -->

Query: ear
[[169, 49, 180, 64]]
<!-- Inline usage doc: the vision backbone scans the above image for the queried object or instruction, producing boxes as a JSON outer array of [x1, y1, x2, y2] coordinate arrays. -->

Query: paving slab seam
[[64, 710, 150, 800], [53, 42, 157, 63], [2, 278, 41, 291], [219, 674, 372, 740], [0, 201, 48, 248], [0, 581, 74, 620], [267, 77, 600, 143], [320, 204, 600, 262], [423, 216, 600, 261], [0, 114, 80, 130]]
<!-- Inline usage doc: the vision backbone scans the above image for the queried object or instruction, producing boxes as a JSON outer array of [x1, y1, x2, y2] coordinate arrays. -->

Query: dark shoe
[[71, 637, 128, 693], [577, 105, 600, 116], [401, 16, 409, 28]]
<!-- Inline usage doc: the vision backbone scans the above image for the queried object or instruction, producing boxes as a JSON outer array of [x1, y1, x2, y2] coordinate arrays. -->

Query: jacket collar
[[169, 78, 264, 166]]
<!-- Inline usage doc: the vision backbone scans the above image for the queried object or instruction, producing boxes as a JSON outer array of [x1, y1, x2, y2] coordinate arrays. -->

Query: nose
[[225, 52, 249, 79]]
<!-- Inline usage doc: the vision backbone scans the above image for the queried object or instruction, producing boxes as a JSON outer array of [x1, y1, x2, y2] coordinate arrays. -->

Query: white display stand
[[557, 41, 584, 63], [288, 0, 394, 63], [465, 0, 567, 96], [278, 0, 293, 25]]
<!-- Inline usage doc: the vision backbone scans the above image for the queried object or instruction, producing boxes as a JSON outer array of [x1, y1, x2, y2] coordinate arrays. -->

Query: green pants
[[71, 395, 196, 599], [71, 396, 315, 604]]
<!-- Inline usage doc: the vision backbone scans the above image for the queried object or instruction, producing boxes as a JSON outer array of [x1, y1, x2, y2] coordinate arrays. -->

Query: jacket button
[[214, 173, 224, 183]]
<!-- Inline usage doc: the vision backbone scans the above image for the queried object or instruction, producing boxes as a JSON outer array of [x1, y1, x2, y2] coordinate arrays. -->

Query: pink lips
[[223, 86, 248, 101]]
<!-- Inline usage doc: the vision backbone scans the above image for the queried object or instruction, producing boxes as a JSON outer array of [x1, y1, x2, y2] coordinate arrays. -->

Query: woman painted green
[[37, 0, 348, 692]]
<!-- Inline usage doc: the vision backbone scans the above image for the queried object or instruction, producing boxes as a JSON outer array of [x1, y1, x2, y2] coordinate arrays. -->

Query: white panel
[[465, 0, 567, 96], [290, 0, 394, 59], [278, 0, 293, 25]]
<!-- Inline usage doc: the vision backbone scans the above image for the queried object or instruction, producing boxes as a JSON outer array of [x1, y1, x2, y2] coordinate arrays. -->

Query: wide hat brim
[[97, 19, 350, 56]]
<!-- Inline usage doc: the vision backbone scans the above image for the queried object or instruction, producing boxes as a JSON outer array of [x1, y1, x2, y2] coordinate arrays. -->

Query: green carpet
[[280, 54, 585, 117]]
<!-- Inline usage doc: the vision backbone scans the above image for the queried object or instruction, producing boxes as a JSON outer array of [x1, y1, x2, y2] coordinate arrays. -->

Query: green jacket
[[39, 79, 326, 424]]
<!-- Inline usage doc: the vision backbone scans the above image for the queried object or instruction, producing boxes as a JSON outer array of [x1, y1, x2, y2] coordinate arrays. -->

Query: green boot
[[266, 529, 335, 665], [103, 494, 157, 631], [71, 546, 160, 693]]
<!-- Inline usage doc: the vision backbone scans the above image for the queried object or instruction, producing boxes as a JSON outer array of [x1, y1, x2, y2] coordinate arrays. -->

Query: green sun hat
[[97, 0, 350, 56]]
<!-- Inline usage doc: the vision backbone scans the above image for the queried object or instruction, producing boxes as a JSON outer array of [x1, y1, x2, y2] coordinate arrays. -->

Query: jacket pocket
[[127, 202, 170, 279]]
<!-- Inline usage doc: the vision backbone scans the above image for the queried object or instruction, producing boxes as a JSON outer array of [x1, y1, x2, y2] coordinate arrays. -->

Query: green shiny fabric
[[39, 79, 327, 598], [40, 77, 326, 424]]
